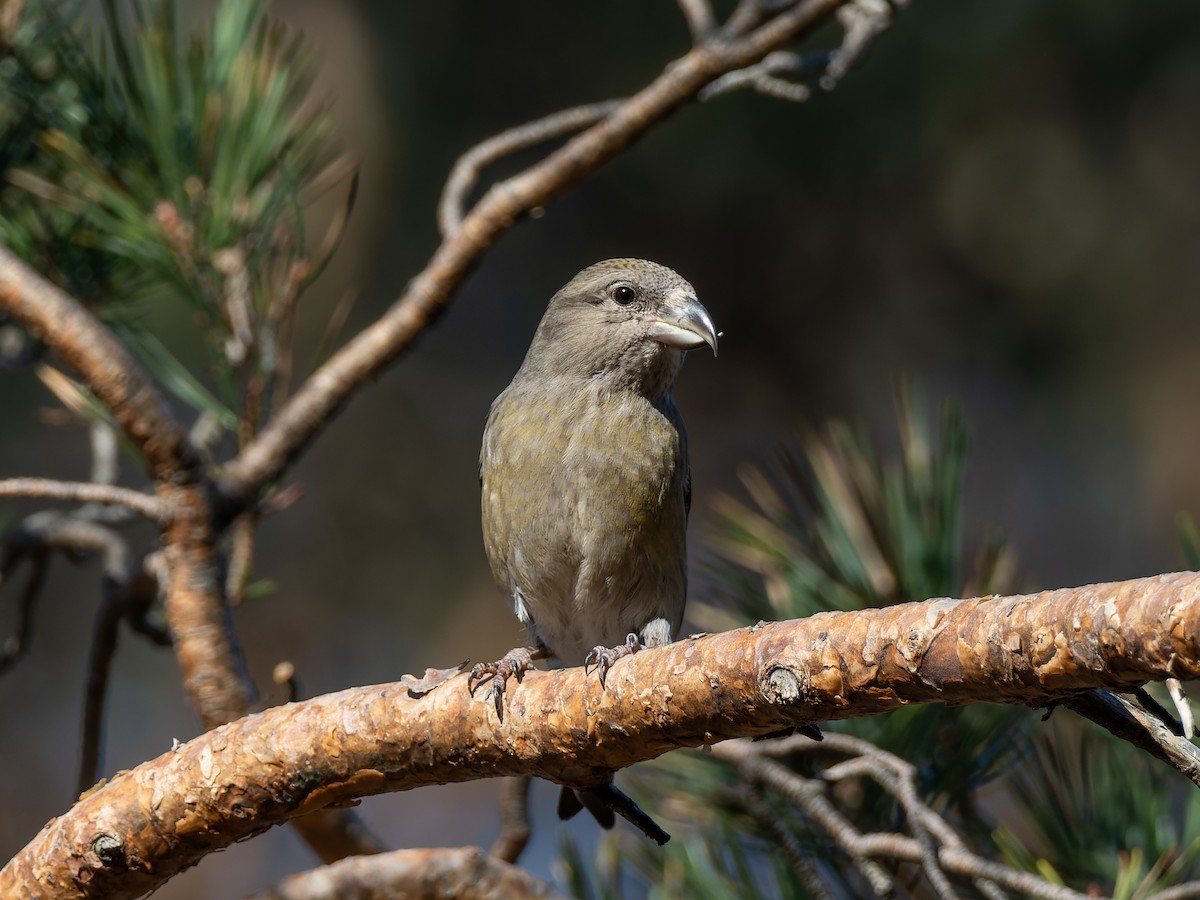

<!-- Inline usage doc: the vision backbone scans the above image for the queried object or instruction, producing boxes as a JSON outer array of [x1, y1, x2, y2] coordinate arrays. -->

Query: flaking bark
[[248, 846, 568, 900], [3, 571, 1198, 899]]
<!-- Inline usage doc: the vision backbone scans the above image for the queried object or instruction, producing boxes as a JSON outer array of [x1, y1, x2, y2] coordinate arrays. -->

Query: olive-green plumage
[[480, 258, 717, 666]]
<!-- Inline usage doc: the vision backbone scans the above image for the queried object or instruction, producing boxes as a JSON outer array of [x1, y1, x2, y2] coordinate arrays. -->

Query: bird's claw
[[468, 645, 543, 720], [585, 632, 643, 686]]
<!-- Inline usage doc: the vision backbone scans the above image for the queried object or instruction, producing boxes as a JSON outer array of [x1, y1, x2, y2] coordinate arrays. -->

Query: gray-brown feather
[[480, 259, 696, 665]]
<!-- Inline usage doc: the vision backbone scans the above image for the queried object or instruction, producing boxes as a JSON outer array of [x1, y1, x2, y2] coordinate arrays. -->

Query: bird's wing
[[662, 395, 691, 521]]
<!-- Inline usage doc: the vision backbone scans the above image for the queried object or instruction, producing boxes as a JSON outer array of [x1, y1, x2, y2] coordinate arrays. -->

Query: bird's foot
[[468, 644, 549, 719], [558, 782, 671, 845], [585, 632, 644, 686]]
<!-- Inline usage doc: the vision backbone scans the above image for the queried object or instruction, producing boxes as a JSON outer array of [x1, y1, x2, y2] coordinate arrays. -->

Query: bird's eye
[[612, 285, 636, 305]]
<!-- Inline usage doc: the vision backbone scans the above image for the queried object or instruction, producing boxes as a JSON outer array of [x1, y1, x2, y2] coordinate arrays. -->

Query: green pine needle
[[2, 0, 356, 430], [999, 715, 1200, 897]]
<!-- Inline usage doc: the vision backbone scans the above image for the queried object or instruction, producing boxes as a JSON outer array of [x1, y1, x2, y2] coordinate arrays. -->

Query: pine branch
[[0, 477, 168, 522], [4, 571, 1199, 899]]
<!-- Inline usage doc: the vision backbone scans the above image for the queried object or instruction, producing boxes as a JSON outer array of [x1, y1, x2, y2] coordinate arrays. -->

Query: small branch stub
[[764, 665, 807, 703]]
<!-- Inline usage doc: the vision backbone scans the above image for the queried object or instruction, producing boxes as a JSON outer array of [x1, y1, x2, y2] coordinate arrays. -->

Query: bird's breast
[[563, 392, 682, 537], [481, 381, 689, 660]]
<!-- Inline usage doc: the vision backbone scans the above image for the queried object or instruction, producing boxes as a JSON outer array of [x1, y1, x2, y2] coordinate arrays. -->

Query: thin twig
[[822, 0, 896, 91], [0, 536, 48, 674], [715, 738, 1093, 900], [490, 775, 533, 863], [0, 478, 170, 523], [889, 756, 958, 900], [225, 514, 256, 607], [724, 0, 769, 37], [0, 509, 135, 791], [88, 423, 118, 487], [1166, 677, 1195, 738], [1063, 690, 1200, 787], [744, 753, 898, 895], [273, 660, 300, 703], [310, 287, 359, 372], [0, 253, 248, 729], [438, 100, 622, 237], [742, 782, 839, 899], [109, 550, 170, 649], [76, 526, 135, 795], [715, 0, 902, 103], [700, 50, 814, 102], [677, 0, 717, 42]]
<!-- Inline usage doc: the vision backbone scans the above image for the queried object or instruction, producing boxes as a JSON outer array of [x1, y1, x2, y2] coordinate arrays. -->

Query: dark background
[[2, 2, 1199, 895]]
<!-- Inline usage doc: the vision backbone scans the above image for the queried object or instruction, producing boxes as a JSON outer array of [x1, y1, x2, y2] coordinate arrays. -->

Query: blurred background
[[2, 1, 1199, 895]]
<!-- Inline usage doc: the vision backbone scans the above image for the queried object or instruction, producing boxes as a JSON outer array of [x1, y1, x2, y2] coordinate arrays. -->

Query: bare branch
[[742, 782, 841, 899], [87, 423, 118, 487], [1167, 676, 1195, 737], [1, 514, 131, 673], [489, 776, 533, 864], [725, 0, 769, 38], [0, 525, 49, 673], [711, 0, 902, 104], [159, 481, 256, 728], [438, 100, 622, 237], [77, 532, 138, 796], [716, 737, 1092, 900], [0, 510, 139, 791], [822, 0, 897, 91], [677, 0, 717, 42], [734, 744, 898, 895], [5, 571, 1200, 898], [225, 513, 257, 606], [1062, 690, 1200, 787], [247, 846, 569, 900], [0, 478, 170, 523], [217, 0, 850, 510], [700, 50, 813, 102]]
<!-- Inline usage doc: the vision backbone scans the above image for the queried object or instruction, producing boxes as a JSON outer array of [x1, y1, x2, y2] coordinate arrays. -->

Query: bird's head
[[523, 258, 718, 400]]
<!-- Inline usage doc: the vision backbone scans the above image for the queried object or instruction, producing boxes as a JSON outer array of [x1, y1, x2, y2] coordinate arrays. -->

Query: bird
[[471, 258, 717, 842]]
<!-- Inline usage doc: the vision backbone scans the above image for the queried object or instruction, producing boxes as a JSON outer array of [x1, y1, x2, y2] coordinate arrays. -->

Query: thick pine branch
[[4, 572, 1198, 899]]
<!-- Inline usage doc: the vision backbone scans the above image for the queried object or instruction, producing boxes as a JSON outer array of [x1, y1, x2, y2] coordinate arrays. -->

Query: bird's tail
[[557, 782, 670, 844]]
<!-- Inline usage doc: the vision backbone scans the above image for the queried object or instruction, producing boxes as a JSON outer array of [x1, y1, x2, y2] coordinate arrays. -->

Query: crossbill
[[472, 258, 717, 837]]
